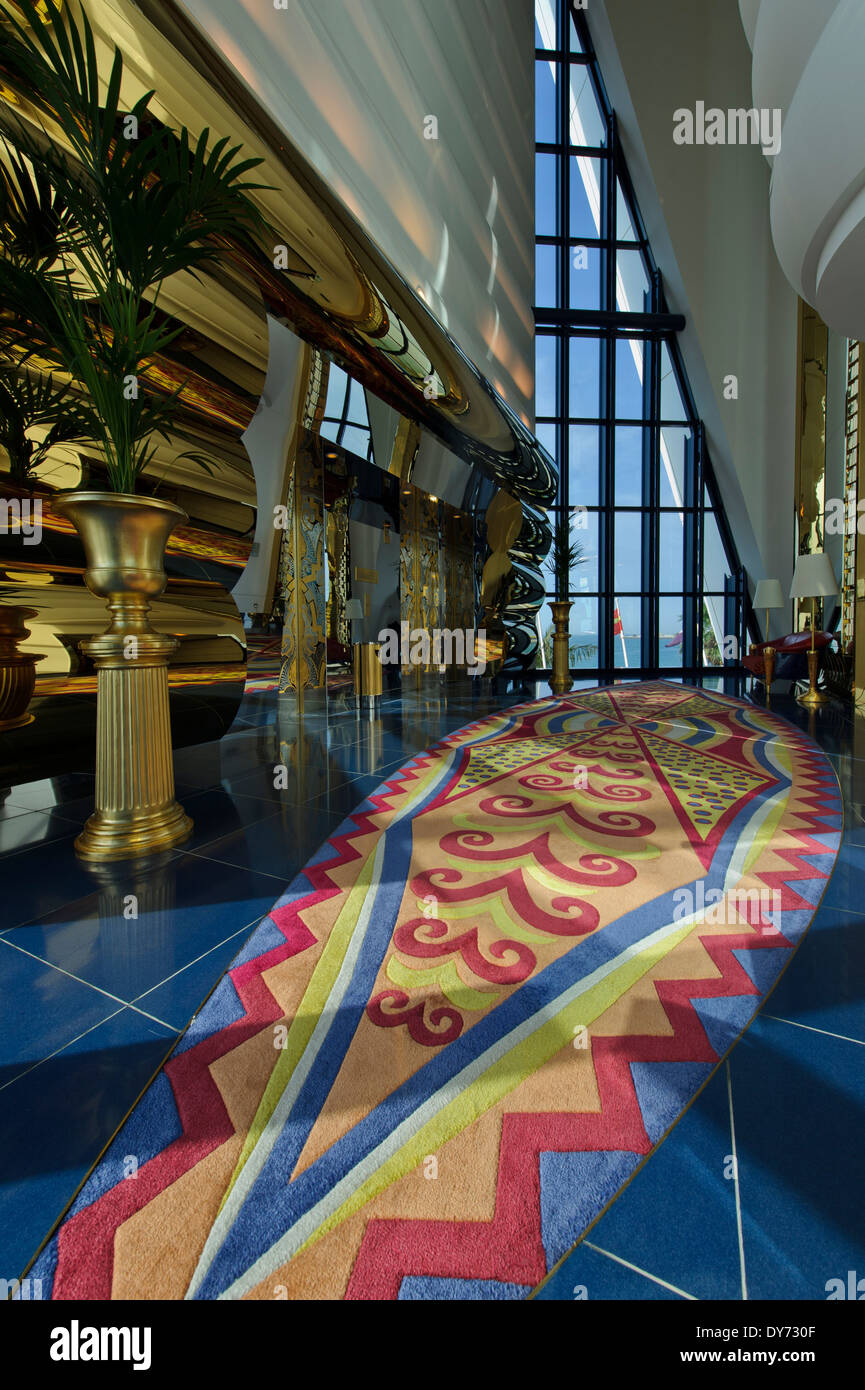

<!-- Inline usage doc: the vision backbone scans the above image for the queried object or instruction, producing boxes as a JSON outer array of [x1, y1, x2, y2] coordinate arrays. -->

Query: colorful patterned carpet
[[28, 682, 842, 1300]]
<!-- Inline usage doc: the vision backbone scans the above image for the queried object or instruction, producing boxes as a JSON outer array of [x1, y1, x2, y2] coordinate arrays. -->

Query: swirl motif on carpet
[[28, 682, 842, 1300]]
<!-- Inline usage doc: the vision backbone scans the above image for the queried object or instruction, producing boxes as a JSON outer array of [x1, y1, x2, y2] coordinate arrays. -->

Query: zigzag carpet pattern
[[27, 682, 842, 1300]]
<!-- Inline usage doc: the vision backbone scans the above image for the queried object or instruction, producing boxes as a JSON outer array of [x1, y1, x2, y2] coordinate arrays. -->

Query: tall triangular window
[[535, 0, 744, 675]]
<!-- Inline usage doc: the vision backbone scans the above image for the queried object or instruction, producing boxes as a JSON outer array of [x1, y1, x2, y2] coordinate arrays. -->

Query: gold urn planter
[[55, 491, 193, 861], [550, 600, 573, 696], [0, 605, 44, 730]]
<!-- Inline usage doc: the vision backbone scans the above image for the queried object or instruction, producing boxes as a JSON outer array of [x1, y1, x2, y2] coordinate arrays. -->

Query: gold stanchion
[[798, 598, 830, 708], [353, 642, 383, 697], [763, 645, 775, 704], [790, 555, 837, 709]]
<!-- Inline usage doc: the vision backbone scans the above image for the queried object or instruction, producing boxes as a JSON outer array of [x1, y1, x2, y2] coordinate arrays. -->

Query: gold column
[[76, 605, 192, 860], [445, 508, 476, 681], [419, 491, 444, 673], [445, 508, 475, 632], [327, 490, 350, 649], [278, 434, 326, 707], [399, 489, 445, 687], [394, 424, 425, 688], [400, 486, 421, 690], [278, 350, 328, 711], [851, 343, 865, 707]]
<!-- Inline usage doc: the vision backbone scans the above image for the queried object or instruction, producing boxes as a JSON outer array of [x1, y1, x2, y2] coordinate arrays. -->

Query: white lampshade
[[753, 578, 784, 609], [344, 599, 364, 620], [789, 553, 838, 599]]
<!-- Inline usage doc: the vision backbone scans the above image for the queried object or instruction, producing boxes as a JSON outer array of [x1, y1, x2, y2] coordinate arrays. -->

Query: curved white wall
[[590, 0, 798, 607], [746, 0, 865, 338], [737, 0, 761, 50], [751, 0, 840, 132]]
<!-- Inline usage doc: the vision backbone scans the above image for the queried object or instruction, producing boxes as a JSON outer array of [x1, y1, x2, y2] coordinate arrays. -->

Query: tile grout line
[[1, 912, 269, 1027], [582, 1242, 697, 1300], [811, 901, 865, 919], [0, 1006, 128, 1095], [0, 937, 174, 1030], [119, 1000, 183, 1030], [180, 847, 317, 881], [726, 1059, 748, 1302], [130, 915, 266, 1012], [762, 1014, 865, 1048]]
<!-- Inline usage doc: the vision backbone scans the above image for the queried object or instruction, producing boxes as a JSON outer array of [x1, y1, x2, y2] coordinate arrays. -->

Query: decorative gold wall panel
[[277, 348, 328, 702], [794, 303, 829, 619], [278, 432, 326, 699], [399, 488, 474, 680], [399, 488, 418, 680], [446, 509, 475, 636], [326, 494, 350, 649], [844, 340, 860, 653], [851, 342, 865, 706]]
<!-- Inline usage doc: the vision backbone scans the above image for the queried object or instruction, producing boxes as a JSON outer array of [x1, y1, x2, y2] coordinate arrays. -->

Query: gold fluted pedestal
[[77, 623, 193, 861], [550, 600, 573, 696], [55, 491, 194, 862]]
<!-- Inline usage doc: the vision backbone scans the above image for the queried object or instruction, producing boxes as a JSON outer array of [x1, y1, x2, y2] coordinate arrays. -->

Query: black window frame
[[533, 0, 747, 681]]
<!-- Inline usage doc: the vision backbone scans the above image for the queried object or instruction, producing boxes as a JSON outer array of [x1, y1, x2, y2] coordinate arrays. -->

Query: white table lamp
[[344, 597, 363, 642], [753, 578, 783, 642]]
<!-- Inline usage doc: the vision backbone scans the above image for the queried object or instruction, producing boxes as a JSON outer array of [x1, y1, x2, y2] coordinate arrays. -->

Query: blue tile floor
[[535, 692, 865, 1301], [2, 678, 863, 1299], [0, 680, 525, 1280]]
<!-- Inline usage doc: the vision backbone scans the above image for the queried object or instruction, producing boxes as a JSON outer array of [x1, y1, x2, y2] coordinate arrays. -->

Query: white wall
[[178, 0, 535, 424], [590, 0, 799, 621], [746, 0, 865, 341]]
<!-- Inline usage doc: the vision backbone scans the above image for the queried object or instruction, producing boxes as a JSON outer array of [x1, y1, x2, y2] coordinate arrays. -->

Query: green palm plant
[[0, 138, 69, 272], [551, 509, 584, 601], [0, 0, 269, 493], [0, 357, 94, 483], [0, 132, 99, 484]]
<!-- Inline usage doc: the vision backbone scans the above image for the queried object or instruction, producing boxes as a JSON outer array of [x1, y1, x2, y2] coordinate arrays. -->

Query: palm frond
[[0, 356, 96, 481], [551, 510, 585, 600]]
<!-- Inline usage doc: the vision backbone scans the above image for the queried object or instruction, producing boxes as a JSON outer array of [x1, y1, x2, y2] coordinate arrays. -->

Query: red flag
[[612, 603, 623, 637]]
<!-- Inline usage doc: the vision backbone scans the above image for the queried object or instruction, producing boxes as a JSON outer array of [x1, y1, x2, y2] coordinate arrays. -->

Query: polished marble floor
[[1, 678, 862, 1298]]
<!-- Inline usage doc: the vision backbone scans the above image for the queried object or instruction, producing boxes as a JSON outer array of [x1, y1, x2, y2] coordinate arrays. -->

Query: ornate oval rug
[[28, 681, 842, 1300]]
